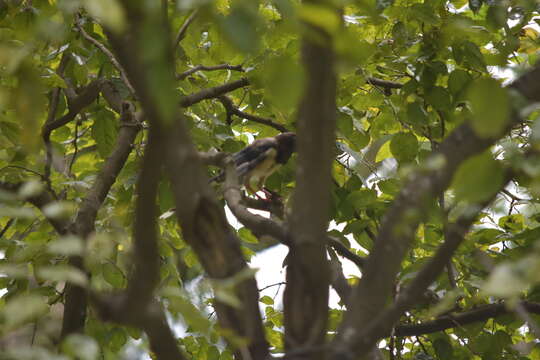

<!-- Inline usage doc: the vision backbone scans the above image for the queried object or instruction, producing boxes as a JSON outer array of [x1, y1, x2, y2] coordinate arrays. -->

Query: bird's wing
[[232, 137, 278, 167], [237, 147, 277, 178], [209, 137, 282, 185]]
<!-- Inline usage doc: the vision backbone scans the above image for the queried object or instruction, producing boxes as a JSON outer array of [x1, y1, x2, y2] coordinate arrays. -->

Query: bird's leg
[[262, 187, 281, 202], [244, 182, 265, 201]]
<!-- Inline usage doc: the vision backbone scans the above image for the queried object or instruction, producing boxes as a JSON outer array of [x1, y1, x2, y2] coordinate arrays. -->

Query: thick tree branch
[[61, 103, 141, 339], [177, 63, 245, 80], [327, 237, 366, 269], [124, 124, 163, 313], [218, 95, 290, 132], [91, 296, 187, 360], [198, 150, 228, 167], [331, 63, 540, 359], [180, 78, 249, 107], [283, 18, 337, 358], [222, 163, 365, 269], [89, 124, 181, 359], [394, 301, 540, 337], [164, 121, 269, 360], [223, 162, 288, 241], [106, 8, 269, 358]]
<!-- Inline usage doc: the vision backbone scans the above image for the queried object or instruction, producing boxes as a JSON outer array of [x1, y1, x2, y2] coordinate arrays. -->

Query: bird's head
[[275, 132, 296, 163]]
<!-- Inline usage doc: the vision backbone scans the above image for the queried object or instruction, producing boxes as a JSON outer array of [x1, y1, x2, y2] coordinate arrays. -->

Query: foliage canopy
[[1, 0, 540, 360]]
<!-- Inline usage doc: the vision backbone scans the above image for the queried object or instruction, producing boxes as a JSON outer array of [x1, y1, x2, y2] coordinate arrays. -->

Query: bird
[[210, 132, 296, 195]]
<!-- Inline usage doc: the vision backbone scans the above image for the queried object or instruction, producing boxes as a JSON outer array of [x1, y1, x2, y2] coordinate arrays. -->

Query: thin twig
[[180, 78, 250, 107], [177, 63, 245, 80], [218, 95, 289, 132], [366, 77, 404, 89], [259, 282, 286, 292], [68, 115, 83, 176], [75, 16, 137, 97], [0, 219, 15, 239], [43, 52, 70, 193], [0, 165, 45, 180], [174, 9, 198, 49]]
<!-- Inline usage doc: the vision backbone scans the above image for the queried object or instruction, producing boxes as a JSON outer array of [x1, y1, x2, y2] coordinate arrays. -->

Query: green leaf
[[108, 328, 127, 352], [92, 109, 118, 158], [406, 102, 429, 126], [451, 152, 504, 203], [299, 3, 340, 34], [378, 178, 400, 195], [62, 334, 99, 360], [346, 189, 377, 211], [260, 295, 274, 305], [433, 338, 453, 360], [42, 201, 76, 219], [462, 41, 486, 70], [425, 86, 452, 111], [486, 5, 507, 30], [37, 265, 88, 286], [47, 235, 85, 256], [82, 0, 126, 33], [3, 294, 48, 329], [468, 78, 510, 138], [102, 262, 126, 289], [41, 72, 67, 88], [238, 227, 258, 243], [448, 69, 472, 96], [390, 132, 418, 163], [259, 54, 304, 112], [207, 346, 220, 360], [220, 5, 261, 53], [498, 214, 525, 233], [164, 289, 212, 333]]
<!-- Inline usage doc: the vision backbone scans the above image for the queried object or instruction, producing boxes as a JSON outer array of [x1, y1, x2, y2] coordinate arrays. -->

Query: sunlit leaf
[[468, 78, 509, 138], [451, 152, 504, 203]]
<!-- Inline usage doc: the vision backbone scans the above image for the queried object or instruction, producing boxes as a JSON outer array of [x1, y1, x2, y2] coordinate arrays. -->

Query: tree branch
[[330, 62, 540, 359], [366, 77, 404, 89], [223, 162, 288, 241], [326, 237, 366, 269], [283, 17, 337, 358], [173, 9, 198, 49], [75, 16, 136, 97], [123, 123, 163, 313], [217, 95, 290, 132], [91, 296, 187, 360], [222, 163, 365, 269], [164, 120, 269, 360], [105, 9, 269, 358], [42, 79, 104, 184], [177, 63, 245, 80], [61, 102, 141, 339], [180, 78, 249, 107], [394, 301, 540, 337], [88, 123, 182, 359]]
